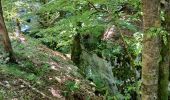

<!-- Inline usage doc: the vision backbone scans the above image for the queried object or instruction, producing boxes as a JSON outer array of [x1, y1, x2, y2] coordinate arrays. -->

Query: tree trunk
[[71, 33, 82, 66], [158, 39, 169, 100], [15, 18, 21, 37], [0, 0, 15, 62], [141, 0, 161, 99], [158, 1, 170, 99]]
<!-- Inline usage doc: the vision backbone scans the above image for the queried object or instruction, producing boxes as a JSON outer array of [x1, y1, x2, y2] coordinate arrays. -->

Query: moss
[[71, 33, 82, 66]]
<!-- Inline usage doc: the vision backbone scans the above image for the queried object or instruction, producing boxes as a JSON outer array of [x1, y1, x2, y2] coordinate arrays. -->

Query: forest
[[0, 0, 169, 100]]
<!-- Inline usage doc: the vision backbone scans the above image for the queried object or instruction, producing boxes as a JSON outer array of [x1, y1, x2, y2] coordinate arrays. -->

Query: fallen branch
[[18, 79, 52, 100], [0, 82, 10, 89]]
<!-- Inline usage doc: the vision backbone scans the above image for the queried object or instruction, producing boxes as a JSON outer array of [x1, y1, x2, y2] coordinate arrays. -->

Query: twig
[[87, 0, 109, 13], [18, 79, 52, 100], [0, 82, 10, 89]]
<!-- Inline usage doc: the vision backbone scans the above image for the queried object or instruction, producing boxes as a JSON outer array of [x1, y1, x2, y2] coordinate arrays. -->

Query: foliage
[[0, 37, 49, 81], [2, 0, 141, 53], [65, 80, 80, 93], [1, 0, 144, 99], [147, 27, 169, 45]]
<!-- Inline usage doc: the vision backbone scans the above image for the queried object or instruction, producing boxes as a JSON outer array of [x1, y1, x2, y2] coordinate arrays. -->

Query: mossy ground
[[0, 35, 102, 100]]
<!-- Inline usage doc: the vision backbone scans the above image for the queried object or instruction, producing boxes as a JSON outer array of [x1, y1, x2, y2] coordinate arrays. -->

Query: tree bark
[[158, 0, 170, 99], [158, 39, 169, 100], [0, 0, 15, 62], [71, 33, 82, 66], [71, 22, 82, 66], [141, 0, 161, 99], [15, 18, 21, 37]]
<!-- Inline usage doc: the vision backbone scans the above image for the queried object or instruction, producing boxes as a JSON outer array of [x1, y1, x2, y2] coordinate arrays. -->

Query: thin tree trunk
[[158, 1, 170, 99], [71, 22, 82, 66], [71, 33, 82, 66], [0, 0, 15, 62], [158, 39, 169, 100], [141, 0, 161, 99], [15, 18, 21, 37]]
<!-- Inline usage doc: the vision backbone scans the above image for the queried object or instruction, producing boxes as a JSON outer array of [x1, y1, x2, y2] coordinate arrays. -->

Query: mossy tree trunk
[[0, 0, 15, 62], [158, 0, 170, 99], [71, 33, 82, 66], [141, 0, 161, 99], [158, 38, 169, 100], [15, 18, 21, 37], [71, 22, 82, 66]]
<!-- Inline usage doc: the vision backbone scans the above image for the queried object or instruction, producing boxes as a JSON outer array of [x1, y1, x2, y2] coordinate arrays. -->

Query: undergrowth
[[0, 36, 99, 100]]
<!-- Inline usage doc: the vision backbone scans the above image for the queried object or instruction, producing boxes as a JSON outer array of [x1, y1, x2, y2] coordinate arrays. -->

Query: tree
[[71, 33, 82, 66], [141, 0, 161, 99], [158, 0, 170, 99], [71, 22, 82, 66], [0, 0, 15, 62]]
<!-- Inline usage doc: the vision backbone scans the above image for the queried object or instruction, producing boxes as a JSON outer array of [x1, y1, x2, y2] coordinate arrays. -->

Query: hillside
[[0, 35, 102, 100]]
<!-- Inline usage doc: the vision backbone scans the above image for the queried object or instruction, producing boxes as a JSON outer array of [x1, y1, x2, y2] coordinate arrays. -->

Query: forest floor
[[0, 35, 102, 100]]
